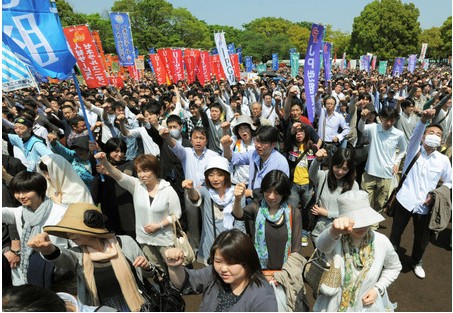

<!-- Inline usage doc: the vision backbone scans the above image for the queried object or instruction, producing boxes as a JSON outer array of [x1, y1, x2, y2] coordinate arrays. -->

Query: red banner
[[184, 55, 196, 84], [108, 75, 124, 88], [197, 51, 211, 86], [63, 25, 108, 88], [157, 48, 174, 83], [210, 55, 219, 81], [127, 65, 140, 82], [170, 49, 185, 83], [149, 54, 169, 85], [230, 53, 241, 80], [211, 54, 226, 81]]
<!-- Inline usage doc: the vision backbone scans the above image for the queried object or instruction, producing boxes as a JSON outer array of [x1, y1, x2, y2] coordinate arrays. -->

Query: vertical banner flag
[[371, 55, 377, 70], [197, 50, 212, 86], [419, 43, 428, 61], [227, 43, 235, 56], [170, 49, 185, 83], [109, 12, 135, 66], [91, 30, 109, 76], [63, 25, 108, 88], [378, 61, 387, 75], [272, 53, 279, 71], [149, 53, 169, 85], [322, 42, 332, 82], [157, 48, 174, 83], [245, 56, 253, 72], [363, 55, 371, 73], [127, 65, 140, 82], [2, 42, 36, 92], [210, 55, 219, 81], [257, 64, 267, 74], [423, 60, 429, 70], [211, 48, 218, 55], [304, 23, 324, 123], [340, 52, 346, 73], [290, 53, 300, 77], [407, 54, 417, 73], [230, 54, 241, 79], [236, 47, 243, 64], [2, 0, 76, 79], [392, 57, 405, 77], [359, 56, 365, 70], [289, 48, 296, 66], [214, 32, 235, 85], [184, 50, 196, 84]]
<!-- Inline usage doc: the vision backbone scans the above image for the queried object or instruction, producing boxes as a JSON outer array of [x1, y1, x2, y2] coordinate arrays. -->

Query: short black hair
[[166, 114, 183, 126], [68, 115, 85, 127], [255, 125, 279, 143], [379, 107, 399, 120], [9, 171, 47, 201], [104, 137, 127, 155], [2, 284, 66, 312], [260, 170, 291, 203]]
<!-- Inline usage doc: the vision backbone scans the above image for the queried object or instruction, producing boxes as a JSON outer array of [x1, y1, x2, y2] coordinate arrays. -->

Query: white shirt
[[396, 121, 452, 215], [317, 108, 350, 142], [125, 125, 160, 157], [261, 104, 278, 126], [358, 121, 407, 179]]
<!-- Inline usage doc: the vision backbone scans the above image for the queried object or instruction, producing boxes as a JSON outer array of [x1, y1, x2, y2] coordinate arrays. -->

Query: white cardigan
[[117, 173, 181, 246], [314, 230, 402, 312]]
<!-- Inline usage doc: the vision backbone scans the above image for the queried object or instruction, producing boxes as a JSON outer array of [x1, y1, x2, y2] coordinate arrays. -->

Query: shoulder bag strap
[[395, 150, 421, 193], [265, 105, 275, 119], [211, 199, 217, 239]]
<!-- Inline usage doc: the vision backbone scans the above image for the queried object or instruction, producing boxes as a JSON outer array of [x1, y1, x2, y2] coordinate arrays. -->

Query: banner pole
[[72, 71, 105, 182]]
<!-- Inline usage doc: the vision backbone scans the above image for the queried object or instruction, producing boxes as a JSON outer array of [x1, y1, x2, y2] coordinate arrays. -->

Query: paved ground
[[183, 216, 452, 311]]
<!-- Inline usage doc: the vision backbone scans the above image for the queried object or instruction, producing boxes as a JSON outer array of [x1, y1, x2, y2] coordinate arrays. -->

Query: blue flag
[[245, 56, 253, 72], [304, 24, 324, 123], [2, 0, 76, 79], [392, 57, 405, 77], [110, 12, 135, 66], [407, 54, 417, 73], [272, 53, 279, 71], [149, 48, 155, 54], [211, 48, 218, 55], [227, 43, 235, 55], [322, 42, 332, 82], [236, 47, 243, 64], [2, 42, 36, 91]]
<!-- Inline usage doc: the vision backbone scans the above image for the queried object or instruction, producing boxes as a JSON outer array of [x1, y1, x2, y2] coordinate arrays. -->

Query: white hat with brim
[[233, 115, 257, 136], [43, 202, 114, 239], [337, 190, 385, 228], [204, 156, 230, 174]]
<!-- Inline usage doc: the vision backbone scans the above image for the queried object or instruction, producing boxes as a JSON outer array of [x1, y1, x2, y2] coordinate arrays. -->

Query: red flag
[[63, 25, 108, 88], [197, 51, 211, 86], [171, 49, 185, 83], [210, 55, 219, 82], [184, 55, 196, 84], [127, 65, 140, 82], [230, 54, 241, 79], [149, 54, 169, 85], [108, 75, 124, 88], [157, 48, 174, 83], [211, 55, 225, 81]]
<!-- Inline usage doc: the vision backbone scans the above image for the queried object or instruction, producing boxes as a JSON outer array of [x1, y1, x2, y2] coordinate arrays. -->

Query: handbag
[[172, 217, 195, 266], [302, 249, 341, 299], [306, 175, 328, 231], [383, 151, 421, 217]]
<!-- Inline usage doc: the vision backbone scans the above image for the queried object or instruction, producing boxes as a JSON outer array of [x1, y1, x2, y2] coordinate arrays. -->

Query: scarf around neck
[[20, 197, 53, 281], [209, 186, 236, 229], [254, 199, 291, 269]]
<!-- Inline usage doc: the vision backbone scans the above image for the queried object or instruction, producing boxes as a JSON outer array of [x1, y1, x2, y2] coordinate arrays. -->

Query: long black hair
[[327, 148, 356, 193]]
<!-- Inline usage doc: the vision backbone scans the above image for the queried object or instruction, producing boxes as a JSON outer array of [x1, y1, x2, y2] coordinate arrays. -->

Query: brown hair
[[204, 168, 231, 189], [133, 154, 160, 177]]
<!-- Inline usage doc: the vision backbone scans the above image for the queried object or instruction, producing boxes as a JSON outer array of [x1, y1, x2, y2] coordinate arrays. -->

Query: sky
[[65, 0, 452, 33]]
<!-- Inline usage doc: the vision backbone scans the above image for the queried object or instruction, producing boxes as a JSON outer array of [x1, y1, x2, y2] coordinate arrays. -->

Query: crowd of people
[[2, 63, 452, 312]]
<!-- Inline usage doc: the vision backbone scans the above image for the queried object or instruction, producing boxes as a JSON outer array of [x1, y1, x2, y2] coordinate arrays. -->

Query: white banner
[[214, 32, 235, 85], [420, 43, 428, 61]]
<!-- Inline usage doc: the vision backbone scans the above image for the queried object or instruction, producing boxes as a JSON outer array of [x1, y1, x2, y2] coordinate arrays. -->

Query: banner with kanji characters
[[184, 49, 199, 84], [157, 48, 174, 83], [170, 49, 185, 83], [378, 61, 387, 75], [2, 42, 36, 92], [272, 53, 279, 71], [2, 0, 76, 79], [392, 57, 405, 77], [149, 53, 169, 85], [304, 23, 324, 123], [322, 42, 332, 82], [407, 54, 417, 73], [63, 25, 108, 88], [245, 56, 253, 72], [230, 54, 241, 80], [109, 12, 135, 66], [197, 51, 211, 86], [419, 43, 428, 61]]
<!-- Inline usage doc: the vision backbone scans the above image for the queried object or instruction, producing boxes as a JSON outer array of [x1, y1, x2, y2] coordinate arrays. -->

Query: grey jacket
[[429, 185, 451, 232]]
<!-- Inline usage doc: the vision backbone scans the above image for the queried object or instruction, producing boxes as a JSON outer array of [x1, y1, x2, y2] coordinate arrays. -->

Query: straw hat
[[204, 156, 230, 174], [337, 190, 384, 228], [43, 203, 114, 239]]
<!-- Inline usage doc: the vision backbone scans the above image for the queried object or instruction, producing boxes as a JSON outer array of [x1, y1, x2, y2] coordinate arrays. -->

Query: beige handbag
[[303, 249, 341, 299], [172, 217, 195, 266]]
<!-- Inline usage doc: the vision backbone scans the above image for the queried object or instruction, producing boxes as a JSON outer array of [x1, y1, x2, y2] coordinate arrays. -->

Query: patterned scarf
[[338, 231, 375, 312], [82, 237, 145, 311], [209, 186, 236, 229], [254, 199, 291, 269], [20, 197, 53, 281]]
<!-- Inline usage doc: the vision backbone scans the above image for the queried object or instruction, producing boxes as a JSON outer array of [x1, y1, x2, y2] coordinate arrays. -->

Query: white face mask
[[424, 134, 441, 148], [169, 129, 181, 139]]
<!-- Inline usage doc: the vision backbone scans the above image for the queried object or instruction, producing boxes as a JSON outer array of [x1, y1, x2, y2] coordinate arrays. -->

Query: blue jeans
[[288, 183, 312, 211]]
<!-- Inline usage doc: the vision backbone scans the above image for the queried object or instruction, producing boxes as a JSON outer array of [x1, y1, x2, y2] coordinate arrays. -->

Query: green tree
[[419, 27, 443, 59], [85, 13, 116, 53], [169, 8, 211, 49], [324, 25, 351, 57], [208, 25, 243, 49], [349, 0, 421, 59], [56, 0, 86, 26], [439, 16, 452, 58]]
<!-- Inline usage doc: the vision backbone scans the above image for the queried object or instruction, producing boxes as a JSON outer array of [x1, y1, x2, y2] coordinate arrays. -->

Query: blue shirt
[[8, 134, 53, 171]]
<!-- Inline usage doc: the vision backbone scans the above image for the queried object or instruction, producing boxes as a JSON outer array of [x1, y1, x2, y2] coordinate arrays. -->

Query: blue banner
[[407, 54, 417, 73], [236, 47, 242, 64], [227, 43, 235, 55], [322, 42, 331, 82], [110, 12, 135, 66], [147, 59, 154, 73], [362, 55, 371, 73], [149, 47, 155, 54], [304, 23, 324, 123], [272, 53, 279, 71], [211, 48, 218, 55], [289, 48, 296, 66], [392, 57, 405, 76], [245, 56, 253, 72], [2, 0, 76, 79]]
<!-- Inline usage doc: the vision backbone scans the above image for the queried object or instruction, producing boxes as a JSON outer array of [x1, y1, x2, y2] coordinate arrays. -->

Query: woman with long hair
[[164, 229, 278, 311], [182, 156, 245, 264], [309, 148, 359, 244]]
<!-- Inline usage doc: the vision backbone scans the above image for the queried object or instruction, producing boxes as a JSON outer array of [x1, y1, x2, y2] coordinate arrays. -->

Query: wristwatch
[[11, 249, 21, 256], [375, 286, 384, 296]]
